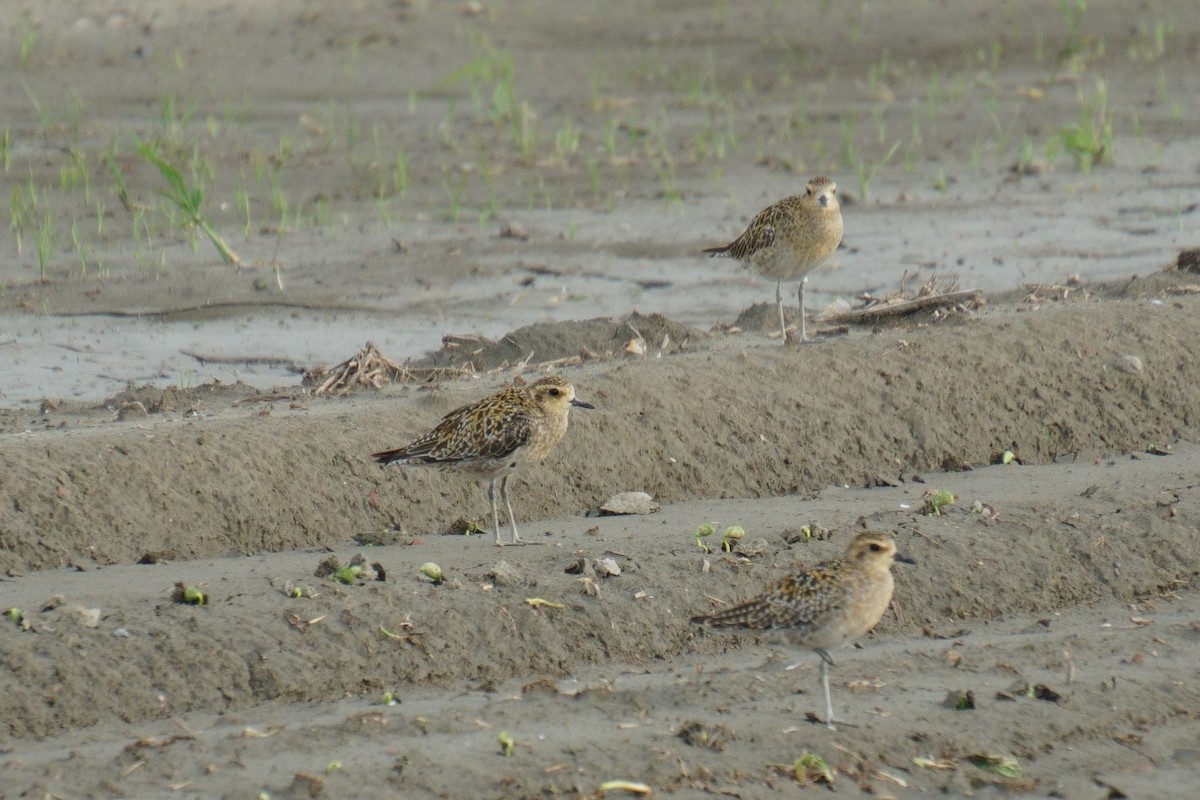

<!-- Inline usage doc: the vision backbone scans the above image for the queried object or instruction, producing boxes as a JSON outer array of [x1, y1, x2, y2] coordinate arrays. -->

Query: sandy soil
[[3, 1, 1200, 798]]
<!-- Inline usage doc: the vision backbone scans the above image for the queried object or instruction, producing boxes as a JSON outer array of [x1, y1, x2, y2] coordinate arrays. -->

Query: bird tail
[[690, 601, 768, 629], [702, 243, 732, 256], [372, 447, 423, 465]]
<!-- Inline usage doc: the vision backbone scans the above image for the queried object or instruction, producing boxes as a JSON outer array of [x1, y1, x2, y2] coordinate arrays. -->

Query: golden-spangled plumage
[[704, 176, 844, 344], [372, 376, 594, 545], [691, 530, 914, 729]]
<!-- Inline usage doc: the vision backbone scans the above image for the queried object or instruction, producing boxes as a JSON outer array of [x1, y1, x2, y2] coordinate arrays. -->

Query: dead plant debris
[[823, 271, 983, 325], [303, 341, 472, 395]]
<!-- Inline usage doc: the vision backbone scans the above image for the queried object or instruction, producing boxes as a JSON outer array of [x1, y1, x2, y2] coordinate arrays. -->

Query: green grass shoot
[[137, 141, 240, 266]]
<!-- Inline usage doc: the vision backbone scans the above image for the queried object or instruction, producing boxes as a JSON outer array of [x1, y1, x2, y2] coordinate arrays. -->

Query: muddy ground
[[2, 1, 1200, 798]]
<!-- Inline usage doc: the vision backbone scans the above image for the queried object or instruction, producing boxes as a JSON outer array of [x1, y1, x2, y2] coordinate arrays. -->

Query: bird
[[372, 375, 594, 546], [690, 530, 914, 730], [704, 176, 844, 344]]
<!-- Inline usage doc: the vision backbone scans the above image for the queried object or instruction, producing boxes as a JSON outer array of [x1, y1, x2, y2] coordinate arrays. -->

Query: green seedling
[[137, 141, 240, 265], [331, 565, 362, 584], [19, 24, 36, 66], [720, 525, 745, 552], [382, 691, 397, 706], [498, 730, 515, 757], [1053, 0, 1092, 77], [418, 562, 444, 584], [794, 751, 834, 786], [694, 522, 716, 553], [34, 208, 55, 282], [105, 154, 142, 213], [174, 583, 208, 605], [1048, 80, 1113, 173], [856, 140, 901, 200], [922, 489, 956, 516], [22, 82, 52, 131]]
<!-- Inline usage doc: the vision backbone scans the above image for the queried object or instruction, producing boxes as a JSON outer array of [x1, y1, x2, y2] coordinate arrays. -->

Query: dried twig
[[304, 341, 474, 396], [824, 289, 982, 324]]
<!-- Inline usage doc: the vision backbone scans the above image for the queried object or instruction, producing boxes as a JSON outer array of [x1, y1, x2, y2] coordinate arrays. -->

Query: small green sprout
[[720, 525, 745, 552], [794, 751, 834, 785], [5, 607, 21, 623], [498, 730, 515, 757], [694, 523, 716, 553], [1001, 450, 1016, 465], [419, 562, 444, 584], [382, 691, 397, 706], [331, 565, 362, 584], [136, 141, 240, 266], [922, 489, 956, 516], [173, 583, 208, 605]]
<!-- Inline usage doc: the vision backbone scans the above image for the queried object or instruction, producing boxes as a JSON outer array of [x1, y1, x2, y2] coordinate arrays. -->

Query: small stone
[[595, 557, 621, 577], [1115, 355, 1143, 374], [118, 401, 148, 420], [600, 491, 659, 515], [565, 558, 595, 577], [499, 221, 528, 240], [488, 560, 522, 586], [740, 537, 771, 558], [69, 605, 102, 628]]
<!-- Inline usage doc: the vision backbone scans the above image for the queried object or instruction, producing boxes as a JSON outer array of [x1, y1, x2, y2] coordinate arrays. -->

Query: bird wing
[[374, 400, 533, 466], [704, 198, 801, 260], [693, 562, 844, 632], [467, 404, 534, 461], [757, 569, 843, 628]]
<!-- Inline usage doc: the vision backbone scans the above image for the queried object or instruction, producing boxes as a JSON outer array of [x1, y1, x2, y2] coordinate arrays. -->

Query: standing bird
[[372, 375, 594, 546], [704, 176, 844, 344], [690, 530, 914, 730]]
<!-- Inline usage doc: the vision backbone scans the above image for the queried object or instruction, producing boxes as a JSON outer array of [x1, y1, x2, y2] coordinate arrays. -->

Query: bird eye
[[868, 543, 883, 552], [548, 388, 561, 397]]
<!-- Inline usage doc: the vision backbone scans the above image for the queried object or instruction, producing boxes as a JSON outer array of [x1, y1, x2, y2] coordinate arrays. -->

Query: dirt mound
[[2, 300, 1197, 577], [414, 311, 706, 371]]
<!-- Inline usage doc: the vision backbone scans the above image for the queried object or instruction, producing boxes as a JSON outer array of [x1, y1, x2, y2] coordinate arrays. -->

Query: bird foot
[[805, 712, 849, 731]]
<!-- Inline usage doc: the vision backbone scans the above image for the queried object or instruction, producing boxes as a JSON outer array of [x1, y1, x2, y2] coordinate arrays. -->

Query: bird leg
[[775, 279, 788, 344], [487, 478, 504, 545], [816, 648, 836, 730], [500, 474, 521, 545], [797, 278, 808, 343]]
